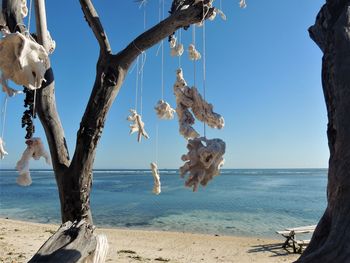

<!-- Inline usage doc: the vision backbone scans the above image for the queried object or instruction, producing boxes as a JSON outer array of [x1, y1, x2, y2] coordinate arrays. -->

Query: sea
[[0, 169, 327, 238]]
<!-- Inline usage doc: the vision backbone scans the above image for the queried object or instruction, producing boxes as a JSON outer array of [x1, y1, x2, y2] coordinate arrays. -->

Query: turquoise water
[[0, 169, 327, 238]]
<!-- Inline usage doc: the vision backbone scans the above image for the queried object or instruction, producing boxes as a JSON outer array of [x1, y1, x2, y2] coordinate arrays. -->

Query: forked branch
[[79, 0, 111, 55]]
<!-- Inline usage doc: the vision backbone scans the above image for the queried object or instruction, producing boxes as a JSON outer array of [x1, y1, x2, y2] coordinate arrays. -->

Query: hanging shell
[[180, 137, 225, 191], [0, 32, 49, 90], [239, 0, 247, 8]]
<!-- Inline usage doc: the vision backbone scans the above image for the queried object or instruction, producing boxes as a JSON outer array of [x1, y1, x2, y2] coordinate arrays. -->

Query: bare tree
[[296, 0, 350, 261], [2, 0, 350, 262], [1, 0, 214, 261]]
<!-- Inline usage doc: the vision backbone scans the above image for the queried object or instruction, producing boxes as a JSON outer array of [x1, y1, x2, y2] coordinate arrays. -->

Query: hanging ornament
[[209, 8, 227, 21], [0, 32, 49, 90], [45, 31, 56, 54], [170, 35, 184, 57], [188, 44, 201, 61], [16, 137, 51, 186], [127, 109, 149, 142], [239, 0, 247, 8], [20, 0, 28, 18], [150, 162, 161, 195], [1, 75, 23, 97], [0, 137, 8, 159], [180, 137, 225, 191], [173, 68, 224, 139], [154, 100, 175, 120]]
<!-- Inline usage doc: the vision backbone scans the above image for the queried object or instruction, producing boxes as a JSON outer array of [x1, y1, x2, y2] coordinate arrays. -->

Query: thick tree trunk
[[296, 0, 350, 262]]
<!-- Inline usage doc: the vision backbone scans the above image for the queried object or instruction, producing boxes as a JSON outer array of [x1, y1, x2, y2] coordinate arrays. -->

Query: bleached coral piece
[[21, 0, 28, 18], [169, 35, 177, 48], [45, 31, 56, 54], [173, 68, 224, 139], [127, 109, 150, 142], [180, 137, 225, 191], [188, 44, 201, 61], [0, 137, 8, 159], [150, 162, 161, 195], [171, 43, 184, 57], [15, 137, 51, 186], [154, 100, 175, 120], [239, 0, 247, 8], [1, 75, 23, 97], [0, 32, 49, 90], [209, 8, 227, 21]]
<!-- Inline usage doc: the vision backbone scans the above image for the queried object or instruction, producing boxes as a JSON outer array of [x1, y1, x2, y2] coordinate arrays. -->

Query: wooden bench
[[276, 225, 316, 253]]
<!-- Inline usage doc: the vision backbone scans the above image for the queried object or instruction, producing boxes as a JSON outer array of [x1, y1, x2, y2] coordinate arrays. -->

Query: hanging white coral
[[239, 0, 247, 8], [0, 32, 49, 90], [173, 68, 224, 139], [45, 31, 56, 54], [188, 44, 201, 61], [209, 8, 227, 21], [180, 137, 225, 191], [16, 137, 51, 186], [127, 109, 150, 142], [21, 0, 28, 18], [150, 162, 161, 195], [171, 43, 184, 57], [1, 74, 23, 97], [154, 100, 175, 120], [0, 137, 8, 159]]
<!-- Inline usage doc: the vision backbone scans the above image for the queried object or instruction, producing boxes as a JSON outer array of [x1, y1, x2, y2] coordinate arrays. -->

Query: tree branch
[[79, 0, 111, 55], [117, 3, 213, 68]]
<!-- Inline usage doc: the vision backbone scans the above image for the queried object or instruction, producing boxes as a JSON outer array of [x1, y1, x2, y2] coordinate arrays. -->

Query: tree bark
[[296, 0, 350, 262]]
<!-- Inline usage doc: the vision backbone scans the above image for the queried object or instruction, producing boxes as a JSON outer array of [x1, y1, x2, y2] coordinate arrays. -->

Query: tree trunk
[[296, 0, 350, 262]]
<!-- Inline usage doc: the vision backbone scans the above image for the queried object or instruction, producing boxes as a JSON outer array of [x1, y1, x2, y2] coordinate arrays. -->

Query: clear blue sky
[[0, 0, 328, 169]]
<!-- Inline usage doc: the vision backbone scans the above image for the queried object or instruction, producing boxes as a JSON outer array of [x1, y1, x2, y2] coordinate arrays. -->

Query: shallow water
[[0, 169, 327, 238]]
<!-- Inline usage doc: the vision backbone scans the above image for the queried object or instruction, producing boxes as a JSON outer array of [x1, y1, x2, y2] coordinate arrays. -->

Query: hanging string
[[178, 29, 182, 68], [220, 0, 222, 10], [27, 0, 33, 33], [139, 3, 147, 116], [155, 123, 159, 164], [1, 95, 8, 139], [192, 25, 197, 87], [161, 0, 165, 100], [135, 56, 139, 111], [202, 21, 207, 137]]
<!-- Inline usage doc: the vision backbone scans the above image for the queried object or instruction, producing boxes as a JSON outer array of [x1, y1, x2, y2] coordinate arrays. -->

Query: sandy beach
[[0, 218, 299, 263]]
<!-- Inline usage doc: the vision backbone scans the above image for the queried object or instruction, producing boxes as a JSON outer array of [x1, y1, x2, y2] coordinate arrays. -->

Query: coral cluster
[[0, 32, 49, 90], [154, 100, 175, 120], [180, 137, 225, 191], [170, 36, 184, 57], [16, 137, 51, 186], [127, 109, 149, 142], [188, 44, 201, 61], [173, 68, 224, 139]]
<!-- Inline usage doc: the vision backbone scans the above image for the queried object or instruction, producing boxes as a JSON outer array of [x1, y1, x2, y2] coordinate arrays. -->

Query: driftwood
[[28, 220, 108, 263]]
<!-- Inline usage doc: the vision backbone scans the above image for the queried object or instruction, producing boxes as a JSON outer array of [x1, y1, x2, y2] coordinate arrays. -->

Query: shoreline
[[0, 218, 300, 263]]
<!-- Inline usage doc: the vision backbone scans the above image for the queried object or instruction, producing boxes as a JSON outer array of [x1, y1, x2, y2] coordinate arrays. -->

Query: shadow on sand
[[248, 242, 300, 258]]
